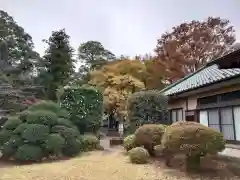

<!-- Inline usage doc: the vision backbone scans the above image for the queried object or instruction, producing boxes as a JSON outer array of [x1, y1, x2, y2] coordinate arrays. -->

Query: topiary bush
[[127, 90, 168, 128], [60, 86, 103, 134], [161, 121, 225, 171], [123, 134, 137, 151], [44, 133, 65, 155], [0, 101, 83, 163], [27, 100, 69, 118], [22, 124, 49, 143], [134, 124, 166, 156], [80, 134, 100, 151], [14, 144, 44, 161], [26, 110, 58, 126], [2, 117, 21, 130], [128, 147, 149, 164]]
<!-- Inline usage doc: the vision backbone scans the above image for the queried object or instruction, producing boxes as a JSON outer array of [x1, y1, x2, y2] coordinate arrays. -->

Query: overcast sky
[[1, 0, 240, 57]]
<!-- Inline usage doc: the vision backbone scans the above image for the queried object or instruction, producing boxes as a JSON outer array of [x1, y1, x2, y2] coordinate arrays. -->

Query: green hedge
[[60, 86, 103, 134]]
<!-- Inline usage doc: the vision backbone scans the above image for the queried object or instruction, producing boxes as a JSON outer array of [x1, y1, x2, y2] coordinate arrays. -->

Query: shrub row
[[124, 121, 225, 171]]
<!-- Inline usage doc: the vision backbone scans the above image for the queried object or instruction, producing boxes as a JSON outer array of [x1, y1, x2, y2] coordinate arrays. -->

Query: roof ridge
[[160, 65, 207, 93]]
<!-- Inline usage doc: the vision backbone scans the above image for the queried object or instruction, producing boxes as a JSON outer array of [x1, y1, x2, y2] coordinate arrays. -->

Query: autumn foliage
[[89, 59, 147, 118], [155, 17, 236, 83]]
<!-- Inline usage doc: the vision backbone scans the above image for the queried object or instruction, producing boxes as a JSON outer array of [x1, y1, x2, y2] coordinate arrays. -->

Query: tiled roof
[[163, 64, 240, 96]]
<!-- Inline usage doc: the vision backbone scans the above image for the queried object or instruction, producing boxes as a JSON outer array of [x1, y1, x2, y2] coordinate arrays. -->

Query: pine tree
[[39, 29, 75, 101]]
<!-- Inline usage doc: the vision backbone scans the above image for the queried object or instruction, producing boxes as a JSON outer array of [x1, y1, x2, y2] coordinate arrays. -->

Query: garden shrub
[[123, 134, 137, 151], [62, 138, 82, 157], [127, 90, 168, 127], [0, 101, 83, 162], [2, 135, 23, 157], [14, 144, 44, 161], [22, 124, 49, 143], [26, 110, 58, 126], [134, 124, 166, 155], [129, 147, 149, 164], [0, 129, 12, 146], [27, 100, 69, 118], [154, 145, 164, 157], [60, 86, 103, 134], [80, 134, 100, 151], [44, 133, 65, 155], [13, 123, 28, 135], [161, 121, 225, 171], [2, 117, 21, 130]]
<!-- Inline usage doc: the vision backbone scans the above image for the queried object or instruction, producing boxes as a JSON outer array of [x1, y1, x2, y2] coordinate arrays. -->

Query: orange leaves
[[89, 59, 146, 119], [155, 17, 235, 83]]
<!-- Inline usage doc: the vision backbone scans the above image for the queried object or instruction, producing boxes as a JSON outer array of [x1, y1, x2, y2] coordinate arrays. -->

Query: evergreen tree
[[39, 29, 75, 101]]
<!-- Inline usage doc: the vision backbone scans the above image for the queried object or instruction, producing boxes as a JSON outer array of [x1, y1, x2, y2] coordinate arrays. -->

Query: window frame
[[170, 108, 183, 123], [199, 106, 238, 142]]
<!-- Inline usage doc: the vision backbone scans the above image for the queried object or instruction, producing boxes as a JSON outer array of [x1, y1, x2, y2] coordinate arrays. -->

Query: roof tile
[[163, 64, 240, 96]]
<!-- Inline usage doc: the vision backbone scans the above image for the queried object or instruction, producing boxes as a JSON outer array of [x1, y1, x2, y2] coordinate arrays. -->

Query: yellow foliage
[[89, 59, 146, 119]]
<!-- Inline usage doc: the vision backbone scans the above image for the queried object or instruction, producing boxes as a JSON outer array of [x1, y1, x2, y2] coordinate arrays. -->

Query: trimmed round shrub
[[134, 124, 166, 155], [44, 133, 65, 155], [2, 135, 23, 157], [161, 121, 225, 170], [57, 118, 75, 128], [14, 144, 44, 161], [51, 125, 67, 133], [26, 110, 58, 126], [129, 147, 149, 164], [127, 90, 168, 126], [154, 145, 164, 157], [0, 101, 82, 163], [58, 127, 79, 140], [2, 117, 21, 130], [17, 110, 31, 122], [61, 86, 103, 134], [123, 134, 137, 151], [13, 123, 28, 135], [62, 138, 82, 157], [22, 124, 50, 142], [0, 129, 12, 146], [27, 100, 69, 118], [81, 134, 100, 151]]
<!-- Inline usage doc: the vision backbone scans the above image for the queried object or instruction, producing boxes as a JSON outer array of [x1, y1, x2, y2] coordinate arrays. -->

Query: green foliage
[[0, 10, 40, 72], [44, 133, 65, 155], [59, 127, 80, 140], [134, 124, 166, 155], [123, 134, 137, 151], [0, 130, 12, 146], [128, 147, 149, 164], [2, 135, 23, 157], [22, 124, 50, 143], [26, 110, 58, 126], [37, 29, 75, 101], [14, 144, 44, 161], [78, 41, 116, 70], [2, 117, 21, 130], [18, 111, 31, 122], [61, 86, 103, 133], [0, 101, 83, 162], [62, 138, 82, 157], [127, 90, 168, 126], [13, 123, 28, 135], [27, 101, 69, 118], [161, 121, 226, 170], [57, 118, 75, 128], [80, 134, 100, 151]]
